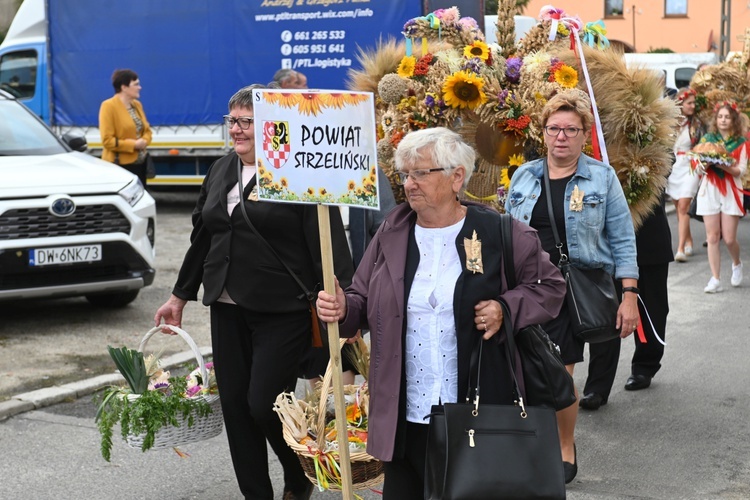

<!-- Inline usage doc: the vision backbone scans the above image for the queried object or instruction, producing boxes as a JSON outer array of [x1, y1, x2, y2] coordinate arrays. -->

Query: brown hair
[[709, 103, 747, 138], [541, 90, 594, 131], [111, 69, 138, 93]]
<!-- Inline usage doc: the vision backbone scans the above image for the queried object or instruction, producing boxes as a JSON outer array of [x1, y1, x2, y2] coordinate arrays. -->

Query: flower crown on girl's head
[[713, 100, 739, 114], [675, 88, 696, 104]]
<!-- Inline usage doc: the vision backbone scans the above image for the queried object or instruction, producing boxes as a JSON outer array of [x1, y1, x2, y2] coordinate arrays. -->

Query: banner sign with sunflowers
[[252, 89, 380, 209]]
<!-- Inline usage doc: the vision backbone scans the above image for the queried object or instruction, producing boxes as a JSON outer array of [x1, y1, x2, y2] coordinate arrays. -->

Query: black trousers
[[119, 160, 147, 187], [210, 302, 311, 499], [582, 281, 622, 400], [630, 263, 669, 378], [583, 264, 670, 397], [382, 421, 429, 499], [583, 336, 621, 399]]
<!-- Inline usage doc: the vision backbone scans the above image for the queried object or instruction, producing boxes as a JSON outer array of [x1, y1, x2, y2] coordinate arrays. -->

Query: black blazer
[[635, 195, 674, 267], [173, 152, 354, 313]]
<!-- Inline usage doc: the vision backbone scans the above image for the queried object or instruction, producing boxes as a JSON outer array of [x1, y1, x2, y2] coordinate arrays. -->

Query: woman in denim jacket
[[506, 90, 639, 484]]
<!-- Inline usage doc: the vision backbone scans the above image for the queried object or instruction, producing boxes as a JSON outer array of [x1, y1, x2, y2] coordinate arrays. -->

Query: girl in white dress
[[695, 101, 747, 293], [665, 89, 704, 262]]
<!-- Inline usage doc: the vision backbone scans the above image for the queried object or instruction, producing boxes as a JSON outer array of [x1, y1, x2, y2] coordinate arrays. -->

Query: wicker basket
[[279, 339, 383, 490], [124, 325, 223, 450]]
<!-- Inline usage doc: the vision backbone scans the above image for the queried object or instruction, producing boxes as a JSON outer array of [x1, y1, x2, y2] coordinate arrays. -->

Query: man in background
[[272, 68, 307, 89]]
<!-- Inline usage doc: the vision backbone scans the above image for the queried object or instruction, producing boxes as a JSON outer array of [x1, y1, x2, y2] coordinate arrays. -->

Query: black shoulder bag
[[236, 160, 324, 347], [424, 335, 566, 499], [499, 214, 576, 411], [543, 161, 620, 343]]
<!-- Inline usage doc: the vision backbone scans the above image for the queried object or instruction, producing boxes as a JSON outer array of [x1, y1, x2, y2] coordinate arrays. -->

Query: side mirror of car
[[62, 132, 88, 152]]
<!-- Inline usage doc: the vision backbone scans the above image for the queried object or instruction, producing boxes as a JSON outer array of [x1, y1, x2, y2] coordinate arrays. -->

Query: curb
[[0, 346, 212, 421]]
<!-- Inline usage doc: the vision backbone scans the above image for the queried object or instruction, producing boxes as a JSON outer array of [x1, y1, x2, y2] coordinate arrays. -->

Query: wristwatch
[[622, 286, 640, 295]]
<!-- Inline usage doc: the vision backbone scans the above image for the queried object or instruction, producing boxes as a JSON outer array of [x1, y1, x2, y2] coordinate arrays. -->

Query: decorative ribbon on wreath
[[539, 6, 610, 164], [405, 13, 440, 58], [635, 295, 666, 346], [583, 21, 610, 50]]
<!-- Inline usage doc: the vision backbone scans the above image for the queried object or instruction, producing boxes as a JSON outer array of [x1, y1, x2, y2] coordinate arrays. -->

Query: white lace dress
[[666, 125, 700, 200]]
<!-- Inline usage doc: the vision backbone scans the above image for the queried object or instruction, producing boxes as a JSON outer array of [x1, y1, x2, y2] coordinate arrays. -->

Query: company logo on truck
[[263, 121, 291, 169]]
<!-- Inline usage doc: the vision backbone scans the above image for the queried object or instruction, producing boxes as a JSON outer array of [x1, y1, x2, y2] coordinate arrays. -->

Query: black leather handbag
[[499, 214, 576, 411], [543, 163, 620, 344], [559, 261, 620, 343], [687, 194, 703, 222], [424, 338, 566, 499]]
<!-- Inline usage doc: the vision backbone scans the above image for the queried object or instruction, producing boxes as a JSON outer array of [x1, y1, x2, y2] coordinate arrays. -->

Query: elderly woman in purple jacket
[[317, 127, 566, 499]]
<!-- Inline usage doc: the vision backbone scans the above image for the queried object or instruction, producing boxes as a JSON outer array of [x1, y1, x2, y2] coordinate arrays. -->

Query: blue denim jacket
[[505, 154, 638, 280]]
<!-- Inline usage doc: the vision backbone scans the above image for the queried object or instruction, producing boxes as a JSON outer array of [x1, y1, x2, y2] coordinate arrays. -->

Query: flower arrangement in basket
[[688, 142, 735, 170], [95, 325, 222, 461], [273, 338, 383, 492]]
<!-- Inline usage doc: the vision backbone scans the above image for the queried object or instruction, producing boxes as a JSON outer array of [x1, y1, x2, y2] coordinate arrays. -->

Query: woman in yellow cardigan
[[99, 69, 152, 185]]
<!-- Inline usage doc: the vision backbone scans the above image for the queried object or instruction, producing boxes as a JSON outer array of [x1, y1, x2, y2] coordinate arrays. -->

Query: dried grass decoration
[[346, 4, 679, 228], [690, 61, 750, 125], [274, 338, 383, 492]]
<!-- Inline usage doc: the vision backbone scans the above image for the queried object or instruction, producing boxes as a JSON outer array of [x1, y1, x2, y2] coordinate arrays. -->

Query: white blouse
[[405, 218, 465, 424]]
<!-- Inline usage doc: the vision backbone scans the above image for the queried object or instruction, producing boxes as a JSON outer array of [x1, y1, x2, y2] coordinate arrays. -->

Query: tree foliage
[[485, 0, 531, 15]]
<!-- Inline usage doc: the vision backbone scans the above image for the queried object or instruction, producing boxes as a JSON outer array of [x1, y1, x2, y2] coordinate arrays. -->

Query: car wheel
[[85, 290, 140, 308]]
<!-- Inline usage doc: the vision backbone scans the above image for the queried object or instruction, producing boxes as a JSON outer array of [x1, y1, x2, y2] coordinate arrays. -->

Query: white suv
[[0, 91, 156, 307]]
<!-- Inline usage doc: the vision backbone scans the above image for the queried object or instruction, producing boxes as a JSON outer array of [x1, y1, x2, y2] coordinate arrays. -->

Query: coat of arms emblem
[[262, 121, 291, 169]]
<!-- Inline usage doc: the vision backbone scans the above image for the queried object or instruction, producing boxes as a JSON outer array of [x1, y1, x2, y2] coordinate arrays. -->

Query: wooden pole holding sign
[[317, 204, 354, 499]]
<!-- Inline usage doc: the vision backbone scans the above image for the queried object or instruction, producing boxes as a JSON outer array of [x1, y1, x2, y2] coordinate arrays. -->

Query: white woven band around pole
[[571, 27, 610, 166]]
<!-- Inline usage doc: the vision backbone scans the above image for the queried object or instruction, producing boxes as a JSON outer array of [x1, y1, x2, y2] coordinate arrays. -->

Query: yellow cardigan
[[98, 95, 152, 165]]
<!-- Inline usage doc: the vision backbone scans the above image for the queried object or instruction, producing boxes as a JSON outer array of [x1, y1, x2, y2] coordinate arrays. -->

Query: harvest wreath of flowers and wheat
[[347, 1, 679, 229]]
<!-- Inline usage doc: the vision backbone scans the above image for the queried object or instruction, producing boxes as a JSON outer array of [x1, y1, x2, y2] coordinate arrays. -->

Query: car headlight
[[118, 178, 145, 206]]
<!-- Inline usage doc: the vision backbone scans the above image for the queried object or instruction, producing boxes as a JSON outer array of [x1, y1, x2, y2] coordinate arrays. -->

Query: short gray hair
[[273, 68, 297, 85], [228, 84, 265, 111], [394, 127, 475, 187]]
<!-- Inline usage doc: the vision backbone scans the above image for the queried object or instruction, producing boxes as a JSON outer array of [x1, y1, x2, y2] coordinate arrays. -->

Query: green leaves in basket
[[94, 374, 213, 462], [107, 345, 149, 395]]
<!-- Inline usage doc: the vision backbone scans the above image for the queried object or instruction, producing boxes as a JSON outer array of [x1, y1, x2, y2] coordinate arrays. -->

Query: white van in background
[[624, 52, 719, 91], [484, 15, 538, 44]]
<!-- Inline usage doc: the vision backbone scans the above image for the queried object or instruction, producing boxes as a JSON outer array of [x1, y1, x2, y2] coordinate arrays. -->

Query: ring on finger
[[481, 316, 486, 324]]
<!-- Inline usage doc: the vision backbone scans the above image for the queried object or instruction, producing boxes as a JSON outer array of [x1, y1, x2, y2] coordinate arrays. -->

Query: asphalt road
[[0, 189, 212, 401], [1, 196, 750, 499]]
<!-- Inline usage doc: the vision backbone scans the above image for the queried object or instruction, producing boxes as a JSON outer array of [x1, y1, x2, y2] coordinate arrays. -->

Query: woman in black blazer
[[155, 84, 354, 500]]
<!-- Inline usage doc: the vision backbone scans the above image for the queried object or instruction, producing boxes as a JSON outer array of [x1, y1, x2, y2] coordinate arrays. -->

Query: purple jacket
[[339, 203, 565, 460]]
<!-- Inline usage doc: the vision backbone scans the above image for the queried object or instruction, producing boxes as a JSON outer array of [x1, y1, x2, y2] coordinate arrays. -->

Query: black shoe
[[625, 374, 652, 391], [578, 393, 607, 411], [563, 444, 578, 484], [282, 482, 314, 500]]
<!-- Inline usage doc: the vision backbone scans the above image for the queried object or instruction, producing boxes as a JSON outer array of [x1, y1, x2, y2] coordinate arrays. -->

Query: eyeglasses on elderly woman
[[544, 126, 584, 138], [395, 167, 450, 185], [223, 115, 255, 130]]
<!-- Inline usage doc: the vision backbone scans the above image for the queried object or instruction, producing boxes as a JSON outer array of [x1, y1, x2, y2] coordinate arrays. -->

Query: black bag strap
[[498, 214, 530, 412], [542, 160, 569, 265], [236, 158, 316, 302], [467, 219, 526, 415], [500, 214, 516, 290], [468, 318, 526, 416]]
